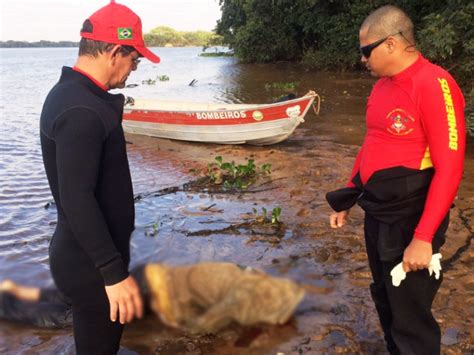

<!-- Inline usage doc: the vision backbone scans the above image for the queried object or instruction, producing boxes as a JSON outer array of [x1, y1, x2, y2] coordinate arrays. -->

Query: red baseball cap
[[80, 0, 160, 63]]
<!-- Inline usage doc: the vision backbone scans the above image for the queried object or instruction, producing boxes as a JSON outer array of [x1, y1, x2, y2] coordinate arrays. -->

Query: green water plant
[[252, 207, 267, 224], [252, 206, 282, 225], [142, 75, 170, 85], [206, 156, 272, 190], [264, 81, 299, 101], [271, 207, 282, 224], [142, 78, 156, 85], [144, 221, 159, 237], [264, 82, 299, 92], [199, 51, 234, 57]]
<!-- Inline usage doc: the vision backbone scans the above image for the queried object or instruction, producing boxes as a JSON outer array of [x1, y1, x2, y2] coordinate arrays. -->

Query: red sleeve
[[414, 75, 466, 242]]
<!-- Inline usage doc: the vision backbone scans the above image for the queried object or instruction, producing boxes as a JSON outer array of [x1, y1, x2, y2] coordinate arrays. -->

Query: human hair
[[78, 20, 135, 57], [361, 5, 415, 45]]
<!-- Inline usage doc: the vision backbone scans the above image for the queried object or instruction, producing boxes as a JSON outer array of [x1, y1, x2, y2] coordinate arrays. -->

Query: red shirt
[[349, 55, 466, 242]]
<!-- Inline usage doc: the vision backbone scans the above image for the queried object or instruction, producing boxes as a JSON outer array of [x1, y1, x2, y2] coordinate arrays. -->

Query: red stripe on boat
[[123, 97, 312, 126]]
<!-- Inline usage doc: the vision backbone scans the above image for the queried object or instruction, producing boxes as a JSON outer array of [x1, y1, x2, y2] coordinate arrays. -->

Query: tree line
[[0, 28, 222, 49], [215, 0, 473, 134], [0, 40, 78, 48], [144, 26, 222, 47]]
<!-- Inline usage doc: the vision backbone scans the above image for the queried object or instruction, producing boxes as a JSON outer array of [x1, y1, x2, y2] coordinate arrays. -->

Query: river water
[[0, 47, 473, 354]]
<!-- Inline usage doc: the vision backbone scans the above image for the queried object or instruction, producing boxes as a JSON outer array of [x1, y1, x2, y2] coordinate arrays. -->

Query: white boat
[[122, 93, 319, 145]]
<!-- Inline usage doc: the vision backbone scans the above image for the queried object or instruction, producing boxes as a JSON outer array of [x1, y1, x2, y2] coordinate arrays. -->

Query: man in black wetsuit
[[39, 1, 160, 353]]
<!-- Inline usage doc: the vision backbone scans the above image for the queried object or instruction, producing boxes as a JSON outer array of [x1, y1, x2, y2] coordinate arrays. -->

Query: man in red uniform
[[327, 5, 465, 355]]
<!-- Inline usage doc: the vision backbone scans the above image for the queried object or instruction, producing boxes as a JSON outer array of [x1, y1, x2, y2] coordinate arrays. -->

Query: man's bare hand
[[402, 238, 432, 273], [329, 210, 349, 228], [105, 275, 143, 324]]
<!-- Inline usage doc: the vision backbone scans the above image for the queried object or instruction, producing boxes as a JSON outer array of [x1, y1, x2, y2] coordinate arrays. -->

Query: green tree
[[144, 27, 222, 48], [202, 33, 225, 51], [145, 26, 187, 46], [416, 1, 474, 134], [217, 0, 302, 62]]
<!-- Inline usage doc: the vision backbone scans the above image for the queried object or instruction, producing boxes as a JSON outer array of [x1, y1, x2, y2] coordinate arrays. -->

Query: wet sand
[[1, 122, 472, 354], [122, 130, 473, 354]]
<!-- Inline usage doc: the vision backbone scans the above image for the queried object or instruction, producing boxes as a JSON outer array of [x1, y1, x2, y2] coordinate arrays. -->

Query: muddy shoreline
[[1, 127, 472, 354]]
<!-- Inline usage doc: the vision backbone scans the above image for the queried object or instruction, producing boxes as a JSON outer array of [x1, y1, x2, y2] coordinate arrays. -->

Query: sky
[[0, 0, 222, 41]]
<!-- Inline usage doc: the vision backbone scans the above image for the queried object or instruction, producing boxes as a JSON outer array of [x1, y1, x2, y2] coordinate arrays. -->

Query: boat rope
[[304, 90, 321, 116], [312, 93, 321, 116]]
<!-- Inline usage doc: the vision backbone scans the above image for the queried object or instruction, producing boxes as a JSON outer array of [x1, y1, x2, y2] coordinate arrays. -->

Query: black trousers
[[364, 213, 448, 355], [49, 231, 125, 355]]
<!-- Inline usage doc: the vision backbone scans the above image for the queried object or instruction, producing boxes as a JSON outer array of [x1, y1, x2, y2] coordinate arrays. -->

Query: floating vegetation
[[142, 78, 156, 85], [265, 82, 300, 102], [188, 156, 272, 192], [144, 221, 159, 237], [209, 156, 271, 190], [199, 52, 234, 57], [252, 206, 282, 225], [264, 81, 299, 92], [271, 207, 282, 224], [142, 75, 170, 85]]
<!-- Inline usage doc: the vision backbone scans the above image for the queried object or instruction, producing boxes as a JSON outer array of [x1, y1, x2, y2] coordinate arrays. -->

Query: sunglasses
[[130, 56, 141, 68], [360, 31, 401, 58], [119, 46, 141, 67]]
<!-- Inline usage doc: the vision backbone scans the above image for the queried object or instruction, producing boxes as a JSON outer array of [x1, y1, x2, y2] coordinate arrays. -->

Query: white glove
[[428, 253, 442, 279], [390, 263, 407, 287], [390, 253, 442, 287]]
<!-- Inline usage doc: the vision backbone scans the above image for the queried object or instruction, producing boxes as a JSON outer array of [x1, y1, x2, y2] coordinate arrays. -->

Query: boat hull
[[123, 95, 315, 145]]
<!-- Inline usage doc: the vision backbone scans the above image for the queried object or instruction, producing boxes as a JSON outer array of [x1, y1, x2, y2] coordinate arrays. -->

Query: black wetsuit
[[40, 67, 135, 354]]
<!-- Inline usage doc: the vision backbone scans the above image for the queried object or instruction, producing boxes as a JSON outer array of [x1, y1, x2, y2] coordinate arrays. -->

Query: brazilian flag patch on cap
[[118, 27, 133, 40]]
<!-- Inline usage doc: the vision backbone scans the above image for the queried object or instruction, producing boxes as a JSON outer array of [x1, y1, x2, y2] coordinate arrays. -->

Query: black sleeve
[[53, 107, 129, 285]]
